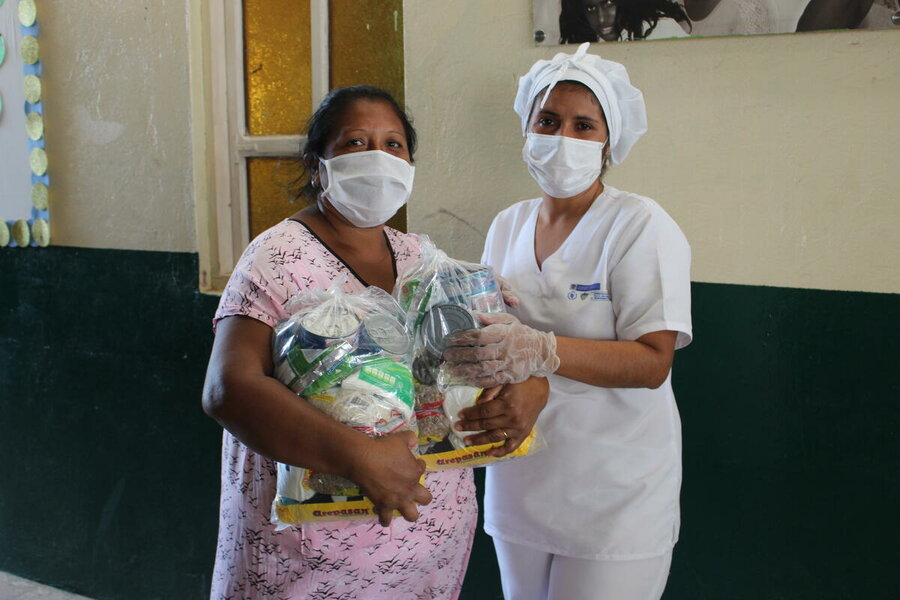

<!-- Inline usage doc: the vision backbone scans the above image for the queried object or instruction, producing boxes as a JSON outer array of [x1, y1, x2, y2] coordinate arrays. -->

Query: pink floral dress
[[210, 219, 477, 599]]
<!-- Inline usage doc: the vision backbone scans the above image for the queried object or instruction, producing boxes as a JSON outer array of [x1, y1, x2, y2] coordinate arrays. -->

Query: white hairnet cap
[[514, 42, 647, 166]]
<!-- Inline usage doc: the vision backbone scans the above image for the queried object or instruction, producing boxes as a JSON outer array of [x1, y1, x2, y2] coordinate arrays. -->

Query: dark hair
[[559, 0, 690, 43], [297, 85, 417, 201], [559, 0, 600, 43], [617, 0, 690, 40]]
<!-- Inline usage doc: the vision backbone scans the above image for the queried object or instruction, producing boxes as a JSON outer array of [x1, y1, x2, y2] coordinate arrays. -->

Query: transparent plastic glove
[[442, 312, 560, 387], [496, 275, 521, 308]]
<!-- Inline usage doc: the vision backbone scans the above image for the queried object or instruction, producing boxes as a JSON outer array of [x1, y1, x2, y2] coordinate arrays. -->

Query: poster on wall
[[534, 0, 900, 45]]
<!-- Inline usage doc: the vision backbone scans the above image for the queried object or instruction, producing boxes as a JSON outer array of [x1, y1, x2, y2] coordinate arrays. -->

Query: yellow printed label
[[420, 429, 537, 471], [276, 499, 395, 524], [275, 475, 426, 524], [307, 391, 338, 405]]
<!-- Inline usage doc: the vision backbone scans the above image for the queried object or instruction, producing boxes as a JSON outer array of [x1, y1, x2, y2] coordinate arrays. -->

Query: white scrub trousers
[[493, 538, 673, 600]]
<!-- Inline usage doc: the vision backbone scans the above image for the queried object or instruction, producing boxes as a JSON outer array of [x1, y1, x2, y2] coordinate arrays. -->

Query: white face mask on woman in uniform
[[522, 132, 606, 199], [318, 150, 415, 228]]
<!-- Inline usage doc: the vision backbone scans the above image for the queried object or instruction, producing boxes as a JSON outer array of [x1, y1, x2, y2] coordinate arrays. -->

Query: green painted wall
[[0, 247, 221, 599], [667, 283, 900, 599], [2, 250, 898, 599]]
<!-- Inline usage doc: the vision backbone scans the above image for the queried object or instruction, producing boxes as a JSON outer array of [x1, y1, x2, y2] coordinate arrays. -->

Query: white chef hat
[[514, 42, 647, 166]]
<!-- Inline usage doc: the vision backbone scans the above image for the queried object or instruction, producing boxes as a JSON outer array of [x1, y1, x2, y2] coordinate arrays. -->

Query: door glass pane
[[243, 0, 312, 135], [329, 0, 404, 104], [329, 0, 406, 230], [247, 157, 306, 240], [245, 1, 407, 236]]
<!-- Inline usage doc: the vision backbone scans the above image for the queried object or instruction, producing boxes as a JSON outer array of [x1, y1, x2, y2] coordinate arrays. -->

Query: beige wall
[[404, 0, 900, 294], [32, 0, 898, 294], [40, 0, 195, 252]]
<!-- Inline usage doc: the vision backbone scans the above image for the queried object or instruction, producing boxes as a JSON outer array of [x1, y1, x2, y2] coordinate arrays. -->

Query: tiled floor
[[0, 572, 93, 600]]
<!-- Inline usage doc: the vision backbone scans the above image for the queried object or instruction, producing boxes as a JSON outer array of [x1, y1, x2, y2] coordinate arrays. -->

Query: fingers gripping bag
[[270, 280, 419, 526], [394, 237, 541, 470]]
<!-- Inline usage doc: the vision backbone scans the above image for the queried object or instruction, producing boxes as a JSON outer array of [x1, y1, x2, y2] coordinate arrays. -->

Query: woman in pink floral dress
[[202, 86, 487, 599]]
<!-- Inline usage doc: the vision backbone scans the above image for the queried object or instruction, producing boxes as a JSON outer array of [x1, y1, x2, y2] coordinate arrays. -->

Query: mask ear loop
[[317, 158, 330, 192], [315, 158, 332, 216]]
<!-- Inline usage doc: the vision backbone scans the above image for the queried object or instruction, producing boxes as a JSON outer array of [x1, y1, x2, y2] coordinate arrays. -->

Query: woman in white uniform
[[444, 43, 693, 600]]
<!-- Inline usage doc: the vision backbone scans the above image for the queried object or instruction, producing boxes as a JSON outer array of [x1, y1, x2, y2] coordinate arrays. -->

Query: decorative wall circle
[[20, 34, 39, 65], [3, 0, 51, 250], [26, 111, 43, 140], [32, 183, 49, 210], [30, 147, 47, 176], [12, 220, 31, 247], [18, 0, 37, 27], [31, 218, 49, 247], [23, 73, 41, 103]]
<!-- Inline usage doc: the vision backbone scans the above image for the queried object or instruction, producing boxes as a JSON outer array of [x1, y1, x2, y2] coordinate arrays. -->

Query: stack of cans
[[394, 245, 508, 452], [271, 287, 417, 505]]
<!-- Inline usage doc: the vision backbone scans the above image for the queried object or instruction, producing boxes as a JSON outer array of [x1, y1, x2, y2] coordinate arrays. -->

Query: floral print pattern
[[211, 220, 477, 599]]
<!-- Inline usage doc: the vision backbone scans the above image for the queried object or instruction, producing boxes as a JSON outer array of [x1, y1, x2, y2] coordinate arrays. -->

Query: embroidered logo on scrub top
[[567, 283, 610, 301]]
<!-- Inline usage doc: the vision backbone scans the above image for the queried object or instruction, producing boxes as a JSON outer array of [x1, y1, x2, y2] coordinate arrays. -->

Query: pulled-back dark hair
[[559, 0, 690, 43], [617, 0, 689, 40], [297, 85, 417, 201]]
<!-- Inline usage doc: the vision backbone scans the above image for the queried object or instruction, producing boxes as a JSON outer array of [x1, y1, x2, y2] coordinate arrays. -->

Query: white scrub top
[[482, 185, 692, 560]]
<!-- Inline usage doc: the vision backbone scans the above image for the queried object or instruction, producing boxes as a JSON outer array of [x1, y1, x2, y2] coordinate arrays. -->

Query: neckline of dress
[[288, 218, 398, 288]]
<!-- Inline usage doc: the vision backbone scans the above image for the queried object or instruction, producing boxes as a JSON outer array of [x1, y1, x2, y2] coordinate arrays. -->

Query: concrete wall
[[404, 0, 899, 295], [38, 0, 195, 252]]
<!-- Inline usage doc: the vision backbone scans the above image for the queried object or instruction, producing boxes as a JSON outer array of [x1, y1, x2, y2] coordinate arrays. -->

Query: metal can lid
[[362, 313, 412, 355], [299, 306, 360, 339], [420, 304, 477, 359]]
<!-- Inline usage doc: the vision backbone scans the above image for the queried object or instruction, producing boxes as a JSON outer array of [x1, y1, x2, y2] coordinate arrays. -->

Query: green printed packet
[[352, 358, 415, 412]]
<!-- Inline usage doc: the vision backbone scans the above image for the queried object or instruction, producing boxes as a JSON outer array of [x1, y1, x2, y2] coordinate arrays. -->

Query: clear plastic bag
[[396, 237, 505, 391], [394, 238, 543, 469], [270, 280, 418, 526]]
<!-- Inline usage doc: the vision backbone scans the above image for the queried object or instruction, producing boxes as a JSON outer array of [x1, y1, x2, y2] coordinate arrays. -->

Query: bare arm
[[554, 330, 678, 389], [452, 332, 676, 447], [444, 313, 677, 390], [202, 315, 431, 525]]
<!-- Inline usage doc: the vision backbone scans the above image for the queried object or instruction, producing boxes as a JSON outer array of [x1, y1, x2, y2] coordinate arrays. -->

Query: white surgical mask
[[318, 150, 415, 228], [522, 133, 605, 199]]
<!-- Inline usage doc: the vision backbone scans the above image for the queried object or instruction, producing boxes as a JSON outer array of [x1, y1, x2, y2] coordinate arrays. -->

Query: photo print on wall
[[534, 0, 900, 45]]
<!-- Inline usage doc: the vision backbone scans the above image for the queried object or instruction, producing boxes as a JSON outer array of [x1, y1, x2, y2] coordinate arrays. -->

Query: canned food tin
[[298, 305, 361, 349], [419, 304, 478, 360], [440, 267, 504, 313], [274, 342, 354, 396], [359, 313, 412, 356], [272, 319, 300, 359]]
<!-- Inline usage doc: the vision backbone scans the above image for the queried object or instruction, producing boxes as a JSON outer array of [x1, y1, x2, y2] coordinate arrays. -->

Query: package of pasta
[[270, 281, 419, 526], [394, 238, 541, 470]]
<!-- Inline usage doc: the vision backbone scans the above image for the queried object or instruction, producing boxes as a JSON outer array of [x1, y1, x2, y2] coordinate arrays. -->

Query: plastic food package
[[270, 281, 418, 526], [394, 238, 541, 469], [442, 386, 484, 450]]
